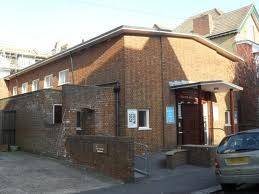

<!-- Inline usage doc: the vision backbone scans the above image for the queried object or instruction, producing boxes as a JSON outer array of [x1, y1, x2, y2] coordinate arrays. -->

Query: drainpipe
[[159, 36, 165, 148], [96, 81, 120, 136], [69, 53, 75, 84]]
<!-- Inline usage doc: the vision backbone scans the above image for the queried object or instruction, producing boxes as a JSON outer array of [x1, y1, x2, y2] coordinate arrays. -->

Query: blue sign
[[166, 106, 175, 124]]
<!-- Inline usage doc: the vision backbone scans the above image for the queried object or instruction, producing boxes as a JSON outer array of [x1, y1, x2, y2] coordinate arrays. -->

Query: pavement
[[79, 152, 219, 194], [0, 151, 119, 193]]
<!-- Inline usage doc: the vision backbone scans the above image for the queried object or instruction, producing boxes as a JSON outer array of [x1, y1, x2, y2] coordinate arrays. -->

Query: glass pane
[[138, 111, 146, 127], [218, 132, 259, 154]]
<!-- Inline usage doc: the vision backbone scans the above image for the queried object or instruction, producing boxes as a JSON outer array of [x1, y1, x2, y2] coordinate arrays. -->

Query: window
[[53, 104, 62, 124], [138, 109, 150, 130], [21, 82, 28, 94], [225, 110, 238, 126], [225, 111, 230, 126], [247, 23, 255, 41], [13, 86, 17, 96], [32, 79, 39, 91], [217, 132, 259, 154], [44, 74, 53, 88], [58, 69, 69, 85]]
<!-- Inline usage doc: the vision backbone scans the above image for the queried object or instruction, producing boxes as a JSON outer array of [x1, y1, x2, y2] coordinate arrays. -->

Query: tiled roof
[[173, 4, 254, 37]]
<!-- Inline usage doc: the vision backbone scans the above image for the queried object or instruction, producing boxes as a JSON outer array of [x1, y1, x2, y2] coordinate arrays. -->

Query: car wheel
[[221, 184, 236, 191]]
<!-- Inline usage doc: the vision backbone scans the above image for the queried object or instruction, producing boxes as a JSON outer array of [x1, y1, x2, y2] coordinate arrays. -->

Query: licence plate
[[225, 157, 250, 165]]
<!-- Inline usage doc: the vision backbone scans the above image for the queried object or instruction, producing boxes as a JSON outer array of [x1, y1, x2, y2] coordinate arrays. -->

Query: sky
[[0, 0, 258, 52]]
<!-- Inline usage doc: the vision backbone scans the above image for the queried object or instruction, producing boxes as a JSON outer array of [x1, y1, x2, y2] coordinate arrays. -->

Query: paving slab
[[0, 151, 119, 194]]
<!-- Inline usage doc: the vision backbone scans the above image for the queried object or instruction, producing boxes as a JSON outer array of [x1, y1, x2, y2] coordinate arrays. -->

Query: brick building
[[0, 26, 244, 154], [172, 4, 259, 129]]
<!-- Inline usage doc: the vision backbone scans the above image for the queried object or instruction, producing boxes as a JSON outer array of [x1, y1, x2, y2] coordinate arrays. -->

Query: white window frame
[[53, 104, 62, 124], [21, 82, 28, 94], [44, 74, 53, 89], [58, 69, 70, 86], [138, 109, 150, 130], [32, 79, 39, 91], [12, 86, 18, 96], [225, 111, 231, 126]]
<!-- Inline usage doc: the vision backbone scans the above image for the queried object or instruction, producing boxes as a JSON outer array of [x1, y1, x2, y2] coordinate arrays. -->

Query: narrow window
[[53, 104, 62, 124], [76, 111, 81, 128], [58, 69, 69, 85], [21, 82, 28, 94], [32, 79, 39, 91], [13, 86, 18, 96], [44, 74, 53, 89], [225, 111, 231, 126], [138, 109, 150, 130]]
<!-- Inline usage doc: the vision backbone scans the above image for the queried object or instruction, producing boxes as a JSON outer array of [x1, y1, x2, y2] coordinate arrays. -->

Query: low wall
[[65, 135, 134, 182], [181, 145, 217, 167]]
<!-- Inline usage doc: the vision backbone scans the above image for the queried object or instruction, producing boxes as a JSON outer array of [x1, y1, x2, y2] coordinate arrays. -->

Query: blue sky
[[0, 0, 258, 52]]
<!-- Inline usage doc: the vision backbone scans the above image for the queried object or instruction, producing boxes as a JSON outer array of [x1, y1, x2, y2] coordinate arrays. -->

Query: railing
[[134, 142, 151, 176]]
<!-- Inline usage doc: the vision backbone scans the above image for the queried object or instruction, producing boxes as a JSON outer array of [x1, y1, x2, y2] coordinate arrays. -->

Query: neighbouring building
[[0, 26, 244, 155], [0, 44, 48, 98], [168, 4, 259, 130]]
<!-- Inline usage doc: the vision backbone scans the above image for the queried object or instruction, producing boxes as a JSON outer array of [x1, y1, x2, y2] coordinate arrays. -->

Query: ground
[[1, 151, 257, 194], [0, 151, 119, 193]]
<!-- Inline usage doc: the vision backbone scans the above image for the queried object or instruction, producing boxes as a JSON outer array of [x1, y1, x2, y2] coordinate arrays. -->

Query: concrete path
[[0, 151, 119, 194], [80, 152, 218, 194]]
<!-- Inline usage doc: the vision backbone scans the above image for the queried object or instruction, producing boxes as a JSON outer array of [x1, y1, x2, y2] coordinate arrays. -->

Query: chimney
[[193, 14, 213, 35]]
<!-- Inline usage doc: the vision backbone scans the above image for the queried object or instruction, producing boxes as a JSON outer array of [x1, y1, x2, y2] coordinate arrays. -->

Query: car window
[[217, 132, 259, 154]]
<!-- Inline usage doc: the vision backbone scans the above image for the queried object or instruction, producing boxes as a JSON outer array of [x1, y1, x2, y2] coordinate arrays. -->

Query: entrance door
[[181, 104, 202, 144]]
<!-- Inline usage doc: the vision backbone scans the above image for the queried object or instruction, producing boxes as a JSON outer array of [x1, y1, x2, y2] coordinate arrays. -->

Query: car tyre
[[221, 183, 236, 191]]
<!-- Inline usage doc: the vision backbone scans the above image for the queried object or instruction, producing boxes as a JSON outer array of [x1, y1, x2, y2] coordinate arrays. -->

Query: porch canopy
[[169, 80, 243, 135], [169, 80, 243, 92]]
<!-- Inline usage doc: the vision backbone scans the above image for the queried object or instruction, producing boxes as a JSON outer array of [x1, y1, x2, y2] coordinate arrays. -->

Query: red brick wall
[[235, 43, 257, 129], [66, 135, 134, 182], [5, 34, 239, 150], [124, 35, 237, 149]]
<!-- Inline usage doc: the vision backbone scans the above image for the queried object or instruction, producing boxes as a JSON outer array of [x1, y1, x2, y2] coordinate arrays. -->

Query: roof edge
[[4, 25, 244, 80]]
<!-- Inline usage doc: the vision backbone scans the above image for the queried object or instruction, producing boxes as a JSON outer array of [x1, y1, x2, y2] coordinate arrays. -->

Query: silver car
[[215, 129, 259, 191]]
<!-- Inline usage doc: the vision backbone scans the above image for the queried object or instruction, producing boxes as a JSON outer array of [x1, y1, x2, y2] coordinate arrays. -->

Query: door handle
[[178, 131, 183, 134]]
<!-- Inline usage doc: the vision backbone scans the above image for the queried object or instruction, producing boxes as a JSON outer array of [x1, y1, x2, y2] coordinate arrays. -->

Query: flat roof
[[4, 25, 244, 80], [169, 80, 243, 92]]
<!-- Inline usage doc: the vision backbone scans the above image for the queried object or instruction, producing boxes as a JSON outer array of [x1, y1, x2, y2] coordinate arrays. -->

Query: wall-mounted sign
[[93, 143, 107, 154], [127, 109, 138, 128], [166, 106, 175, 124]]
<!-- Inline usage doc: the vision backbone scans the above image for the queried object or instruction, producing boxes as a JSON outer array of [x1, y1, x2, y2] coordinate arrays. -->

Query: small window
[[13, 86, 18, 96], [21, 82, 28, 94], [32, 79, 39, 91], [225, 111, 230, 126], [44, 74, 53, 89], [138, 109, 150, 130], [58, 69, 69, 85], [53, 104, 62, 124]]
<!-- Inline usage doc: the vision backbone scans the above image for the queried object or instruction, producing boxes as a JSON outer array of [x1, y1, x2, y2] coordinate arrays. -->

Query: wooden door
[[181, 104, 202, 144]]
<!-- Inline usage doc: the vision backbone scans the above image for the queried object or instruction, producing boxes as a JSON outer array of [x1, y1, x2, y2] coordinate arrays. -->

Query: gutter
[[206, 29, 238, 39], [4, 26, 244, 80]]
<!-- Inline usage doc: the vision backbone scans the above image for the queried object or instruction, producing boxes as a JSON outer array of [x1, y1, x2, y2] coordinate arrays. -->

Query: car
[[215, 129, 259, 191]]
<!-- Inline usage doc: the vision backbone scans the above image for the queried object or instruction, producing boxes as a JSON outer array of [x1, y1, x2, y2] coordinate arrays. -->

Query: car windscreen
[[217, 132, 259, 154]]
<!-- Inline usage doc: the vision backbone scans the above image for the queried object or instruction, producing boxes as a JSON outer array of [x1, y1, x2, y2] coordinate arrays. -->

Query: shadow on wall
[[233, 43, 257, 131]]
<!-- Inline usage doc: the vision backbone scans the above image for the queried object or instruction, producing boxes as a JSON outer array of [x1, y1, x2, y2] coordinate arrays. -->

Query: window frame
[[58, 69, 70, 86], [31, 79, 39, 91], [44, 74, 53, 89], [12, 86, 18, 96], [138, 109, 150, 130], [21, 82, 28, 94], [225, 111, 231, 126], [53, 104, 62, 124]]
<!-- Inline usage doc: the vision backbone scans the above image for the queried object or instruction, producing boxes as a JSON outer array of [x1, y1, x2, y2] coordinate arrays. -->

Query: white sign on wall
[[127, 109, 138, 128]]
